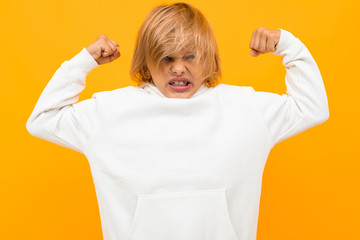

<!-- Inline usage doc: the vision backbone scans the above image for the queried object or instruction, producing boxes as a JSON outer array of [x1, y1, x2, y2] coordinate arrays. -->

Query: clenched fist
[[86, 34, 120, 65], [249, 27, 281, 57]]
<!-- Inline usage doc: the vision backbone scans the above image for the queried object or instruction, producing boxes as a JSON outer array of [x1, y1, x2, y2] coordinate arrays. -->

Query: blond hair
[[130, 2, 222, 87]]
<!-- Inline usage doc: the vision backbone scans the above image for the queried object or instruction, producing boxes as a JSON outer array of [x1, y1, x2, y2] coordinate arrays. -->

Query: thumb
[[250, 49, 262, 57], [101, 48, 112, 57]]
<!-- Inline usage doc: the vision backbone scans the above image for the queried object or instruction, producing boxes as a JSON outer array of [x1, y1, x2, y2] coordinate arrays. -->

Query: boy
[[26, 2, 329, 240]]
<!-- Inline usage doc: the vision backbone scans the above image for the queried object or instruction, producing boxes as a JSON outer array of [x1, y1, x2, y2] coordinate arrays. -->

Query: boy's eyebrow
[[166, 52, 195, 57], [162, 54, 195, 61]]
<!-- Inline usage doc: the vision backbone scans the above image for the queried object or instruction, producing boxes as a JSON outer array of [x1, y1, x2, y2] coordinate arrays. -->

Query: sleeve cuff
[[67, 47, 99, 77], [272, 29, 301, 56]]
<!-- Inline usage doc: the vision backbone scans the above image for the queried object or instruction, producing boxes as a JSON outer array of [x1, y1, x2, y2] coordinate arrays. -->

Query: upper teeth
[[171, 81, 188, 85]]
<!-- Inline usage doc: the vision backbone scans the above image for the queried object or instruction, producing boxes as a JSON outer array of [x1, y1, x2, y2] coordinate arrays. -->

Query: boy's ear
[[142, 65, 150, 75], [144, 67, 151, 78]]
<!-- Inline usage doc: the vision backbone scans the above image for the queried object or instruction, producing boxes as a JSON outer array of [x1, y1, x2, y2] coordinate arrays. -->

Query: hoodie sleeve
[[250, 29, 330, 147], [26, 48, 108, 154]]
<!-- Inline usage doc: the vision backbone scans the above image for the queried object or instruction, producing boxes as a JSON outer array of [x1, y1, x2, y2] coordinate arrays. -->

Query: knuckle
[[97, 34, 107, 40], [100, 39, 108, 45]]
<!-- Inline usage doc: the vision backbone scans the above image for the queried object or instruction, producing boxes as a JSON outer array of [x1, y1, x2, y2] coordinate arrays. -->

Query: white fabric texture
[[26, 29, 329, 240]]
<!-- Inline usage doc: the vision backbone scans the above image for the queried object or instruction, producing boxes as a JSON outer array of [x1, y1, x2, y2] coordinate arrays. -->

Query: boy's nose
[[170, 61, 186, 75]]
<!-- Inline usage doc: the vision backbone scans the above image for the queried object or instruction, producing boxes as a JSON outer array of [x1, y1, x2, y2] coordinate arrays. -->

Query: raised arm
[[26, 34, 120, 153], [249, 28, 329, 146]]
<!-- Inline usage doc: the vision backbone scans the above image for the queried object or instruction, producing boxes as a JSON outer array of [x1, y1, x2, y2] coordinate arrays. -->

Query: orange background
[[1, 0, 359, 239]]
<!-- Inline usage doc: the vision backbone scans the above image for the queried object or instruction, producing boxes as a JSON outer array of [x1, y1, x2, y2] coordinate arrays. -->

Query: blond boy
[[27, 2, 329, 240]]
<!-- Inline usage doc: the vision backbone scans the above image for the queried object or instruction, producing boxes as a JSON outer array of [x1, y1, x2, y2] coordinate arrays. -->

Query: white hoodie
[[26, 29, 329, 240]]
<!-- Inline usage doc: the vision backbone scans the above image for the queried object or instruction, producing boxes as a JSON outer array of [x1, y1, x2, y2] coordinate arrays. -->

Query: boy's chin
[[162, 88, 195, 99], [165, 91, 194, 99]]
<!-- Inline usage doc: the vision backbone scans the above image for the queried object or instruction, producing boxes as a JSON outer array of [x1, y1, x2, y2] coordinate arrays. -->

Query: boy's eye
[[162, 56, 173, 61], [184, 55, 195, 61]]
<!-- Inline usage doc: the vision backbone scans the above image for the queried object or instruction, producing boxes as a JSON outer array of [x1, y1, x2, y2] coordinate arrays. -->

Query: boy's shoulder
[[87, 86, 141, 107], [212, 84, 258, 108], [92, 86, 140, 97], [216, 83, 254, 95]]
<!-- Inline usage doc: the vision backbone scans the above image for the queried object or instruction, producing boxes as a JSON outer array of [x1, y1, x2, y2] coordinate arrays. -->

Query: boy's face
[[147, 51, 206, 98]]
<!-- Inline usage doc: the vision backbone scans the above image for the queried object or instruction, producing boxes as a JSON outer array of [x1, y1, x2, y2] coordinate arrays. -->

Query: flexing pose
[[27, 2, 329, 240]]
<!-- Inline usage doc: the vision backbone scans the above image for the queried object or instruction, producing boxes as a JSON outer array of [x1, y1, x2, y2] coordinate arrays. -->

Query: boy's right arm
[[26, 35, 120, 154]]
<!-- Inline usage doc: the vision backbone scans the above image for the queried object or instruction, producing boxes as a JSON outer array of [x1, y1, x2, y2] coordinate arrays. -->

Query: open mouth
[[168, 80, 191, 91], [169, 80, 190, 86]]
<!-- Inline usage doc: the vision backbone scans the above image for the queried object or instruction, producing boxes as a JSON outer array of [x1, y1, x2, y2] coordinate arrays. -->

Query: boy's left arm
[[249, 28, 330, 146]]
